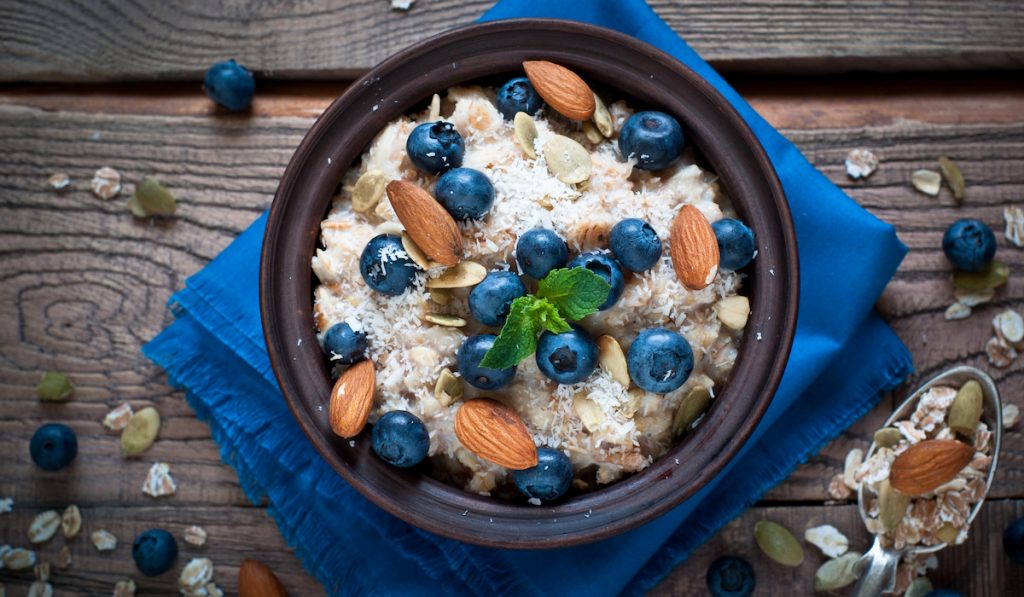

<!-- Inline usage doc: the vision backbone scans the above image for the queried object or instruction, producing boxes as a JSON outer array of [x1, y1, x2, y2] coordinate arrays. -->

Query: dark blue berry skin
[[359, 234, 419, 296], [434, 168, 495, 220], [322, 322, 367, 364], [712, 218, 757, 271], [627, 328, 694, 393], [1004, 517, 1024, 564], [372, 411, 430, 468], [923, 591, 965, 597], [469, 271, 526, 326], [706, 556, 755, 597], [618, 111, 684, 171], [513, 447, 573, 502], [457, 334, 516, 390], [132, 529, 178, 577], [406, 121, 464, 175], [609, 218, 662, 272], [203, 59, 255, 111], [496, 77, 544, 120], [516, 228, 569, 279], [567, 252, 624, 310], [535, 325, 598, 385], [943, 218, 996, 272], [30, 423, 77, 471]]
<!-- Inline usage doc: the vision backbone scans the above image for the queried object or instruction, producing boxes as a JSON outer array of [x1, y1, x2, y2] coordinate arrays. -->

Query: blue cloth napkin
[[144, 0, 914, 594]]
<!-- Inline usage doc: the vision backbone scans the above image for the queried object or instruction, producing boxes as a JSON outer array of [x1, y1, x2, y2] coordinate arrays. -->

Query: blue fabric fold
[[143, 0, 914, 594]]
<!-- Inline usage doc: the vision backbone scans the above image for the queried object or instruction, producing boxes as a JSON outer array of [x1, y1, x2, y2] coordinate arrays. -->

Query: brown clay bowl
[[261, 19, 798, 548]]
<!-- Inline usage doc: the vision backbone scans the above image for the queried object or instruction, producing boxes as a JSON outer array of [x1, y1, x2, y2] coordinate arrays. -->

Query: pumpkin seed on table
[[671, 385, 711, 438], [938, 156, 965, 202], [878, 478, 910, 532], [121, 406, 161, 456], [36, 371, 73, 401], [434, 368, 463, 407], [423, 313, 466, 327], [513, 112, 538, 158], [952, 259, 1008, 291], [754, 520, 804, 567], [591, 93, 614, 138], [352, 169, 388, 213], [27, 510, 61, 543], [911, 169, 942, 196], [873, 426, 903, 448], [813, 551, 862, 591], [129, 178, 177, 217], [542, 134, 592, 184]]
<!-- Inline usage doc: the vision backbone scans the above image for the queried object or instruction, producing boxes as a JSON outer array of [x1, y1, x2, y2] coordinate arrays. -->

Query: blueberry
[[943, 218, 996, 272], [406, 121, 464, 175], [627, 328, 694, 393], [457, 334, 516, 390], [359, 234, 419, 295], [322, 322, 367, 364], [372, 410, 430, 468], [923, 590, 964, 597], [712, 218, 756, 271], [516, 228, 569, 279], [202, 59, 255, 111], [1004, 517, 1024, 563], [29, 423, 77, 471], [609, 218, 662, 272], [706, 556, 755, 597], [469, 271, 526, 326], [618, 111, 684, 171], [495, 77, 544, 120], [132, 529, 178, 576], [567, 252, 624, 310], [535, 325, 598, 385], [513, 447, 573, 502], [435, 168, 495, 220]]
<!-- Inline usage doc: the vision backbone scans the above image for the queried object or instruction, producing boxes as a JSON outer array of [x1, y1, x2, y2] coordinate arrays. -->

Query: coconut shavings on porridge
[[311, 61, 756, 502]]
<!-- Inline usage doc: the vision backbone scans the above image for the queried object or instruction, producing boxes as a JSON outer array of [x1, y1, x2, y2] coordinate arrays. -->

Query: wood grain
[[0, 77, 1022, 594], [1, 1, 1023, 82]]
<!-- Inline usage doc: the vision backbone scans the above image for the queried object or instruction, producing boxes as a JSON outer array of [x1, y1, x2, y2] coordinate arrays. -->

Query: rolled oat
[[142, 462, 176, 497], [91, 167, 121, 200], [845, 148, 878, 179], [91, 529, 117, 551], [804, 524, 849, 558], [184, 525, 208, 547]]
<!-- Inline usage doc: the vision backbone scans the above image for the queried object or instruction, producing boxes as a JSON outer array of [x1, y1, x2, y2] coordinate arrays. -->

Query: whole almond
[[238, 558, 287, 597], [454, 398, 538, 469], [328, 360, 376, 439], [670, 205, 720, 290], [522, 60, 595, 121], [385, 180, 462, 267], [889, 439, 974, 496]]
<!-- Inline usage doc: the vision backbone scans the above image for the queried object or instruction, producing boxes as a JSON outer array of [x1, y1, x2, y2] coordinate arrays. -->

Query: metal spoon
[[851, 366, 1002, 597]]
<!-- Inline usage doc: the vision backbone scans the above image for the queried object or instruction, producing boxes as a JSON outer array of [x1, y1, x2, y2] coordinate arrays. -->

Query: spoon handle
[[851, 536, 902, 597]]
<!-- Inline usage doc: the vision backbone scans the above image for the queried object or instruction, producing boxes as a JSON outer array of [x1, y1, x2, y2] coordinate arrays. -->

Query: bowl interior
[[261, 19, 798, 548]]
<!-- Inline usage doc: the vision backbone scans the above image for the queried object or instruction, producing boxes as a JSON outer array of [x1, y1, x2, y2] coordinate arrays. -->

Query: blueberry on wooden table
[[516, 228, 569, 279], [496, 76, 544, 120], [322, 322, 368, 364], [359, 234, 419, 296], [30, 423, 77, 471], [712, 218, 756, 271], [567, 252, 624, 310], [706, 556, 755, 597], [132, 528, 178, 576], [943, 218, 996, 272], [1004, 517, 1024, 563], [203, 59, 255, 111], [457, 334, 517, 390], [609, 218, 662, 272], [618, 111, 684, 171], [372, 410, 430, 468], [434, 167, 495, 221], [536, 325, 598, 385], [469, 271, 526, 326], [513, 447, 573, 502], [627, 327, 694, 393], [406, 121, 465, 175]]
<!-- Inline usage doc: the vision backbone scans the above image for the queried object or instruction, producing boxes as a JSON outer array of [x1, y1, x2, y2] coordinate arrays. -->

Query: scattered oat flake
[[527, 497, 541, 506], [55, 545, 71, 569], [805, 524, 849, 558], [178, 557, 213, 594], [845, 148, 878, 179], [184, 525, 208, 547], [944, 301, 971, 320], [143, 462, 177, 497], [828, 473, 853, 500], [34, 561, 49, 581], [1003, 206, 1024, 248], [993, 309, 1024, 344], [0, 497, 11, 514], [953, 287, 994, 307], [27, 510, 61, 543], [1003, 403, 1020, 429], [911, 169, 941, 196], [985, 336, 1017, 368], [113, 579, 137, 597], [103, 403, 134, 430], [390, 0, 415, 10], [47, 173, 70, 190], [3, 547, 37, 570], [27, 581, 52, 597], [91, 529, 118, 551], [842, 448, 863, 490], [91, 166, 121, 200]]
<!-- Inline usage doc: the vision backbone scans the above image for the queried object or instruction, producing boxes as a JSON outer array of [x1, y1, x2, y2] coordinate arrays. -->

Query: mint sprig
[[478, 267, 610, 370]]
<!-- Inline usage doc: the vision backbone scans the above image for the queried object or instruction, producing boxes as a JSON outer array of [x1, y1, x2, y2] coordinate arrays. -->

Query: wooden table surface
[[1, 2, 1023, 595]]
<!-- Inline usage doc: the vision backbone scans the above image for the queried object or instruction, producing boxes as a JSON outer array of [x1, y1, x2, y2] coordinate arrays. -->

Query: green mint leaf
[[537, 267, 611, 320], [479, 296, 541, 370], [529, 297, 571, 334]]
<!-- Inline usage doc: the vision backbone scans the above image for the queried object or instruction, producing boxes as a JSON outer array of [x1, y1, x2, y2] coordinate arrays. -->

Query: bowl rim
[[261, 18, 799, 548]]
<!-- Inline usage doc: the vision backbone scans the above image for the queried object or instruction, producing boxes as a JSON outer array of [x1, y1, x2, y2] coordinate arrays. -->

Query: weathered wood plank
[[1, 0, 1023, 82]]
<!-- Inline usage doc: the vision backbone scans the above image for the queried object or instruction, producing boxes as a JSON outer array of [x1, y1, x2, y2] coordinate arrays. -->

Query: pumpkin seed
[[427, 93, 441, 122], [434, 368, 463, 407], [671, 385, 711, 438], [596, 335, 629, 387], [754, 520, 804, 567], [352, 170, 387, 213], [423, 313, 466, 327], [905, 577, 934, 597], [401, 232, 441, 270], [28, 510, 61, 543], [61, 504, 82, 538], [513, 112, 538, 158], [572, 394, 605, 432], [938, 156, 964, 202], [121, 406, 161, 456], [911, 169, 941, 196], [879, 479, 910, 532], [425, 261, 487, 288], [953, 259, 1008, 291], [813, 552, 862, 591], [374, 221, 404, 236], [948, 380, 983, 436], [36, 371, 73, 401], [429, 287, 452, 305], [873, 427, 903, 448], [935, 522, 960, 544], [591, 93, 614, 138], [582, 121, 603, 145], [716, 296, 750, 330], [131, 178, 177, 217], [543, 135, 592, 184]]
